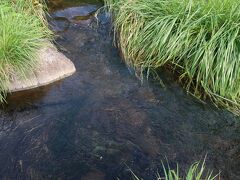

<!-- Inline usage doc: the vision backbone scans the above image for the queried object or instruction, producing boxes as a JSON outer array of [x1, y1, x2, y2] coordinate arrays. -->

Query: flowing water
[[0, 0, 240, 179]]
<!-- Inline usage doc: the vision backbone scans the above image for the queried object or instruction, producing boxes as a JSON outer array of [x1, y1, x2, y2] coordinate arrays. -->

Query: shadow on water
[[0, 0, 240, 179]]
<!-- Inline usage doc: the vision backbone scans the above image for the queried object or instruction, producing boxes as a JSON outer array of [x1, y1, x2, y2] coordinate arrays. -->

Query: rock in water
[[51, 6, 98, 20], [9, 45, 76, 92]]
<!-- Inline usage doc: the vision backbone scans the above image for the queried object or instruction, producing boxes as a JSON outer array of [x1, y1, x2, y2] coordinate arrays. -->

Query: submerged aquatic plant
[[0, 0, 52, 102], [105, 0, 240, 115]]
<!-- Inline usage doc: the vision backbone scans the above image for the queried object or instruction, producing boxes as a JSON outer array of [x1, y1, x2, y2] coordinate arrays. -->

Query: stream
[[0, 0, 240, 179]]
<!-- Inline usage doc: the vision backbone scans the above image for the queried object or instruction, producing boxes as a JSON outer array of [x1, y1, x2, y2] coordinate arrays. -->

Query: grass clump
[[0, 0, 52, 102], [105, 0, 240, 115], [131, 159, 219, 180]]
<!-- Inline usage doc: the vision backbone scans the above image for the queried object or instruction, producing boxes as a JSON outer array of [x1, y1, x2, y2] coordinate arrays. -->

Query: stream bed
[[0, 0, 240, 179]]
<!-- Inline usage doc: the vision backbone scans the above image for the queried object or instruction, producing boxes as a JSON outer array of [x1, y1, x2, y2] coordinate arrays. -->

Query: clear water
[[0, 1, 239, 179]]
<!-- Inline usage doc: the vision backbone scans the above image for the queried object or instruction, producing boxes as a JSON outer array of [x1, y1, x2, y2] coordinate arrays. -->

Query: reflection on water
[[47, 0, 103, 11], [0, 0, 239, 180], [48, 0, 101, 32], [52, 6, 98, 19], [5, 81, 63, 109]]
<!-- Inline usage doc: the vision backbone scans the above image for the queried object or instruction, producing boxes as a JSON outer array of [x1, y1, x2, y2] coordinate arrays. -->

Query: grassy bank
[[105, 0, 240, 115], [0, 0, 52, 102]]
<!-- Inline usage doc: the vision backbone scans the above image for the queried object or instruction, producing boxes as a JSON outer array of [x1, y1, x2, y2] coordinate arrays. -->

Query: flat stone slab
[[9, 46, 76, 92]]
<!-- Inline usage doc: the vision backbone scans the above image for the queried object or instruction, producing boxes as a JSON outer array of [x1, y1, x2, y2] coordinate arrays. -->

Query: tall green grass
[[105, 0, 240, 115], [0, 0, 52, 102]]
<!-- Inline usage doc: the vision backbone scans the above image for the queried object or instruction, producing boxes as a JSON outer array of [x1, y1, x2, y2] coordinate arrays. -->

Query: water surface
[[0, 0, 239, 179]]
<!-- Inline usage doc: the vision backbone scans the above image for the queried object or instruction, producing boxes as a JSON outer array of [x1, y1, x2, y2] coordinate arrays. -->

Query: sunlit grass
[[0, 0, 52, 102], [105, 0, 240, 115], [131, 159, 219, 180]]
